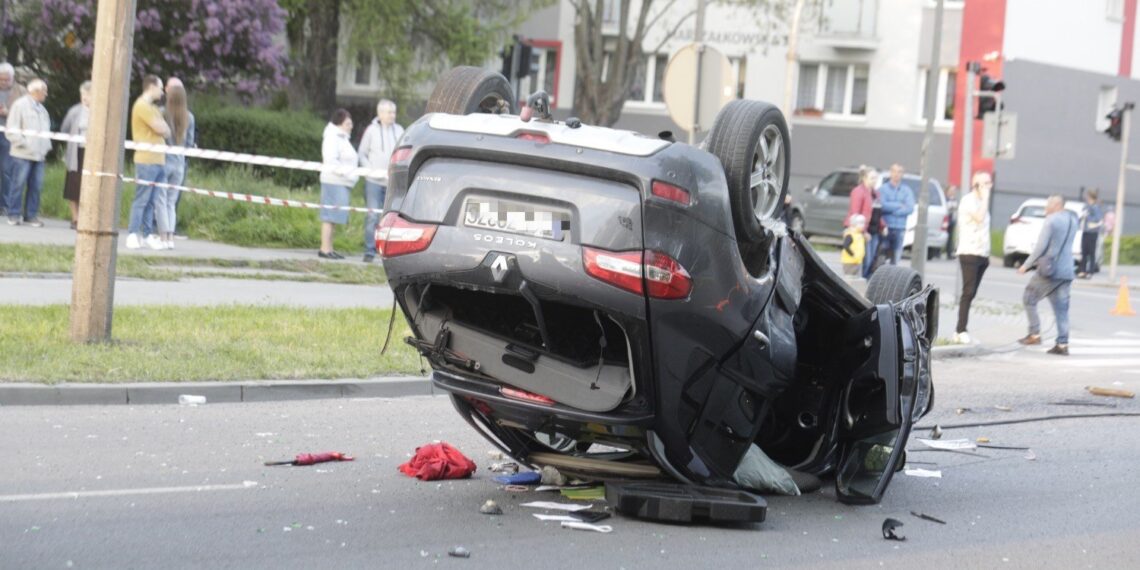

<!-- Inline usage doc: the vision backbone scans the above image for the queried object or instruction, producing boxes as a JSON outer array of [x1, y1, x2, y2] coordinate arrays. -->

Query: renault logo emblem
[[490, 254, 511, 282]]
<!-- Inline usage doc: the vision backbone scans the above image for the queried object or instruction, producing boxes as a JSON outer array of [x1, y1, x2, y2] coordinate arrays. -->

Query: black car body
[[379, 91, 936, 504]]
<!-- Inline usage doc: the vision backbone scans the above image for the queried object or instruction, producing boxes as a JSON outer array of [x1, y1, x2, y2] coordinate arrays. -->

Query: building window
[[1107, 0, 1125, 21], [354, 51, 373, 86], [1097, 85, 1119, 131], [796, 62, 869, 118], [916, 67, 957, 124], [626, 53, 669, 105], [521, 41, 562, 106]]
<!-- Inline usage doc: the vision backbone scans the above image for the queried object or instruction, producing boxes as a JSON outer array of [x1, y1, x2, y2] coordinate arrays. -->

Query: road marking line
[[1056, 347, 1140, 355], [0, 481, 258, 503], [1067, 339, 1140, 347]]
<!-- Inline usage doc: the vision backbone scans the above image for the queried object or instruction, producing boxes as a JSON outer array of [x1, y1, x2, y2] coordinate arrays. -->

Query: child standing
[[841, 214, 868, 277]]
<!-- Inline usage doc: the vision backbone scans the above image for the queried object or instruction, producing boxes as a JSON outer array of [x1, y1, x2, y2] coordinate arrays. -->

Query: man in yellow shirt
[[126, 75, 171, 250]]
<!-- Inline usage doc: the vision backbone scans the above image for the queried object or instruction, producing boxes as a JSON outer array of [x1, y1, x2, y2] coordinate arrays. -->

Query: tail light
[[390, 146, 413, 165], [376, 212, 437, 258], [583, 247, 692, 300], [515, 132, 551, 144], [500, 386, 556, 406], [650, 180, 691, 206], [941, 214, 949, 232], [644, 251, 692, 299]]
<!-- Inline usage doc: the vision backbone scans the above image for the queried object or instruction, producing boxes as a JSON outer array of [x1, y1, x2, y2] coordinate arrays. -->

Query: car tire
[[706, 100, 791, 273], [866, 265, 923, 305], [425, 66, 517, 115]]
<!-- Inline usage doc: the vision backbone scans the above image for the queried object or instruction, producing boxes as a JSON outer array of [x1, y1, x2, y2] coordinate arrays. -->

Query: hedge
[[194, 104, 325, 188]]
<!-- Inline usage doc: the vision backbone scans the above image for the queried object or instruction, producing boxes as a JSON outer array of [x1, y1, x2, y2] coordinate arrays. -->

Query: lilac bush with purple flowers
[[15, 0, 288, 117]]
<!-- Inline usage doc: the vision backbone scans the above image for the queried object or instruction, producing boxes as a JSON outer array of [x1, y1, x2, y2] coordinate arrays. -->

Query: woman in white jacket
[[318, 109, 359, 259]]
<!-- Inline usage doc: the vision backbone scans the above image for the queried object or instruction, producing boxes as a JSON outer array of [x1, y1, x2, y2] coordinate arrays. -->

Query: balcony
[[814, 0, 879, 50]]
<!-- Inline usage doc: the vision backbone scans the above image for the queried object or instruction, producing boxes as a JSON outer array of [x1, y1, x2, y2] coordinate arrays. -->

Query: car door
[[805, 171, 859, 237]]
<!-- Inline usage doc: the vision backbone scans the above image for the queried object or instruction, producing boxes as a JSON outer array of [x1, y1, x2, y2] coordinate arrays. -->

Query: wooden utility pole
[[69, 0, 137, 342]]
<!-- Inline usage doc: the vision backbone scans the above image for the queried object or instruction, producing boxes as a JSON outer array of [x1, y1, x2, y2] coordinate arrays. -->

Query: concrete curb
[[0, 376, 434, 406]]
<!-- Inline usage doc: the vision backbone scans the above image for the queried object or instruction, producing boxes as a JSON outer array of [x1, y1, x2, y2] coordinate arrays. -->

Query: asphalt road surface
[[3, 351, 1140, 570]]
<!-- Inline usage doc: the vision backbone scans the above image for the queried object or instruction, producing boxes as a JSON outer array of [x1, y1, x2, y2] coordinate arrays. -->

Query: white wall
[[1004, 0, 1122, 76]]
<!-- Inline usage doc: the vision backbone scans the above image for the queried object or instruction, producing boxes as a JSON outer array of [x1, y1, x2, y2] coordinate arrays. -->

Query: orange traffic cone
[[1110, 277, 1136, 317]]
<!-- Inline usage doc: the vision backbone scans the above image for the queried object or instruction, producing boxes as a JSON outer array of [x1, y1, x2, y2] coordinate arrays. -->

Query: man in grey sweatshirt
[[1017, 195, 1079, 355], [357, 99, 404, 262], [4, 78, 51, 226]]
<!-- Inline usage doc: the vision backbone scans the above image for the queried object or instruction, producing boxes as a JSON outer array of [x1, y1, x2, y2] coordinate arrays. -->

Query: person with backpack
[[1017, 194, 1079, 356]]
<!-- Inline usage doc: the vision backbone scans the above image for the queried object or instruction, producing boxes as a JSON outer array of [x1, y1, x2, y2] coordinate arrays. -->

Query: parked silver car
[[788, 168, 950, 259]]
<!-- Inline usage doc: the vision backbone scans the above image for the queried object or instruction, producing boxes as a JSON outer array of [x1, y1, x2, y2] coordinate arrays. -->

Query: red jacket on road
[[846, 184, 885, 232]]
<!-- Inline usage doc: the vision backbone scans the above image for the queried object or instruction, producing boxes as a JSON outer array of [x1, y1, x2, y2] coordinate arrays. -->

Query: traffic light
[[499, 38, 538, 81], [976, 74, 1005, 119], [1105, 107, 1124, 142]]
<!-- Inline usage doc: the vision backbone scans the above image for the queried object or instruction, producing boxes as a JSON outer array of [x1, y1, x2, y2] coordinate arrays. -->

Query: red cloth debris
[[294, 452, 353, 465], [398, 442, 477, 481]]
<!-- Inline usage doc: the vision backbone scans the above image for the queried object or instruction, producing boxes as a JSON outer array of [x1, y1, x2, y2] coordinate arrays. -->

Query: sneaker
[[165, 239, 175, 250], [1018, 334, 1042, 345], [125, 233, 142, 249], [318, 251, 343, 260], [363, 253, 375, 263], [145, 234, 165, 250], [25, 218, 44, 228], [6, 216, 19, 226], [953, 332, 971, 344], [1046, 344, 1069, 356]]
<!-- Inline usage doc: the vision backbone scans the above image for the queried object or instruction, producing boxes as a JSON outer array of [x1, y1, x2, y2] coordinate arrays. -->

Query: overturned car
[[379, 67, 936, 505]]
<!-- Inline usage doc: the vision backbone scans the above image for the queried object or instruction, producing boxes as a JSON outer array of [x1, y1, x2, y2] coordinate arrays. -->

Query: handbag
[[1036, 215, 1075, 278]]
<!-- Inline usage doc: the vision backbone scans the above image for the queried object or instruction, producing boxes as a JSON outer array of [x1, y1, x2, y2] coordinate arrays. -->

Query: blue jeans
[[0, 136, 10, 213], [4, 157, 45, 220], [363, 181, 387, 255], [862, 232, 880, 278], [884, 226, 906, 265], [1024, 275, 1072, 344], [129, 163, 166, 235]]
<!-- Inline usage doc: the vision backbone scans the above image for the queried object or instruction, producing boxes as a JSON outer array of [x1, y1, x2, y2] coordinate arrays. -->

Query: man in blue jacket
[[879, 164, 915, 265], [1017, 195, 1079, 355]]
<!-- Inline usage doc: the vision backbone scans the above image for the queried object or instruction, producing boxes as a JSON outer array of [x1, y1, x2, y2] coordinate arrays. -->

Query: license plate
[[463, 198, 571, 241]]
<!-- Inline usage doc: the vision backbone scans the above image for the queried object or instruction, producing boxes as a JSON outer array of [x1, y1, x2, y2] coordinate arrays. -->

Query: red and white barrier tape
[[0, 125, 389, 180], [83, 170, 383, 214]]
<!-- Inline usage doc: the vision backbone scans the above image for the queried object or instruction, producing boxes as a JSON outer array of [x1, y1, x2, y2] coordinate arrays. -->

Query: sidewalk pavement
[[1, 217, 392, 307]]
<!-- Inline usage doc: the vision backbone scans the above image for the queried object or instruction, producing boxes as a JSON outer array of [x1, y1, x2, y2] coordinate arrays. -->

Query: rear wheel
[[706, 100, 791, 275], [425, 66, 516, 115], [866, 265, 923, 304]]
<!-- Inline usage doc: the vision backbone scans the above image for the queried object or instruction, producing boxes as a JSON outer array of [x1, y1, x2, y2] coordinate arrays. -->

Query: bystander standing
[[1077, 188, 1104, 279], [0, 63, 27, 218], [126, 75, 170, 250], [1017, 195, 1079, 355], [846, 167, 885, 278], [3, 79, 51, 227], [318, 109, 358, 260], [879, 164, 915, 266], [59, 80, 92, 229], [953, 172, 992, 345], [357, 99, 403, 263], [154, 83, 194, 250]]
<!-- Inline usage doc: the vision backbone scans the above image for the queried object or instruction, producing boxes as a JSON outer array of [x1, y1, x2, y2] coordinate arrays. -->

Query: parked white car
[[1001, 198, 1084, 268]]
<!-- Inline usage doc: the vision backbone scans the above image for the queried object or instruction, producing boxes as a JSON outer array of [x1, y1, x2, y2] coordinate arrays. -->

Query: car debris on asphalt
[[263, 451, 354, 466], [448, 546, 471, 558], [910, 511, 947, 524], [1086, 386, 1135, 398], [479, 500, 503, 515], [520, 501, 593, 512], [881, 518, 906, 541], [561, 521, 613, 533], [903, 468, 943, 478]]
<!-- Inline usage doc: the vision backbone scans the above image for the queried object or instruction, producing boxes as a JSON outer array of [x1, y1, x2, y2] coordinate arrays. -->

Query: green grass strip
[[0, 305, 423, 383]]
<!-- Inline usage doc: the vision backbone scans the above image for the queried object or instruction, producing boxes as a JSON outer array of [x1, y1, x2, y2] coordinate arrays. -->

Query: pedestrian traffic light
[[976, 74, 1005, 119], [1105, 107, 1124, 142]]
